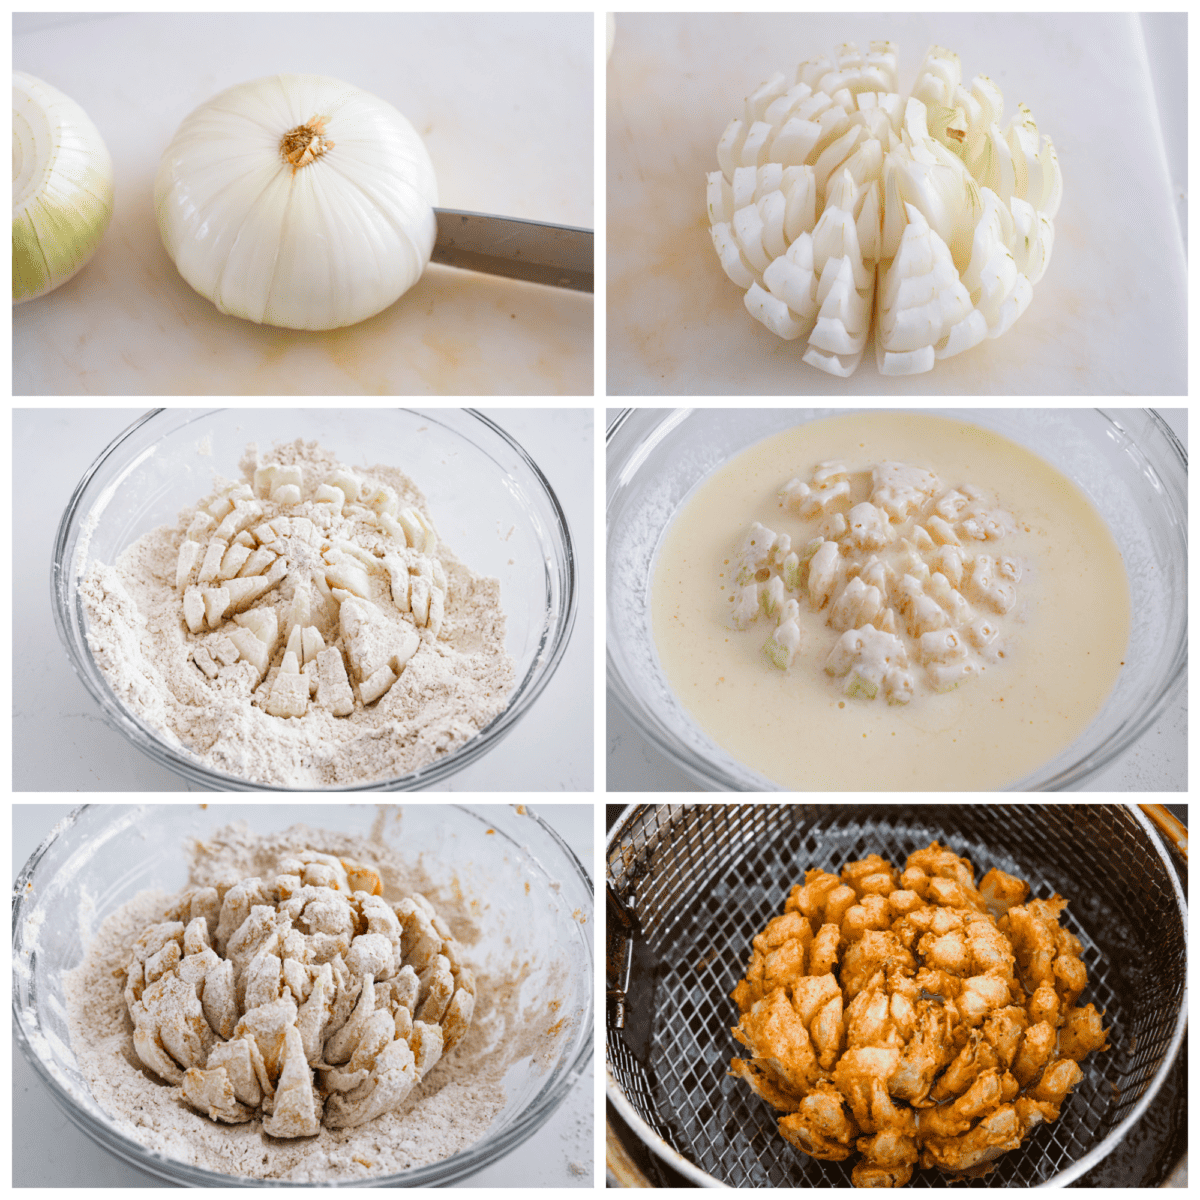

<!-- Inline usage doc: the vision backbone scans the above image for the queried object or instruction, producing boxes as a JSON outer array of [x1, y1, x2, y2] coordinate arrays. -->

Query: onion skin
[[12, 72, 114, 304]]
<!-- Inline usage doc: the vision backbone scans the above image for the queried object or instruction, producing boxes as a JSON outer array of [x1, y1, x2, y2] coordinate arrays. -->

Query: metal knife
[[431, 208, 593, 293]]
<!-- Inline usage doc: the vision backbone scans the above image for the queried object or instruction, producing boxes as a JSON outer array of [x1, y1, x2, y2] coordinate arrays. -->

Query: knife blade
[[431, 208, 593, 293]]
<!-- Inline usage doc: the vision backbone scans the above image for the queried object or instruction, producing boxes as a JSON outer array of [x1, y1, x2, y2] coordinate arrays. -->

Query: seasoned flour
[[63, 822, 556, 1183], [79, 439, 515, 787]]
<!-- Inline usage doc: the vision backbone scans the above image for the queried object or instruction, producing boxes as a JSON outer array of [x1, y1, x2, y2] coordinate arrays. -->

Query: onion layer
[[12, 72, 114, 304]]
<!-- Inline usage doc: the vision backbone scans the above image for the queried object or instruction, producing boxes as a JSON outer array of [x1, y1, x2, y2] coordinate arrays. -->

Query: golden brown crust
[[729, 842, 1106, 1186]]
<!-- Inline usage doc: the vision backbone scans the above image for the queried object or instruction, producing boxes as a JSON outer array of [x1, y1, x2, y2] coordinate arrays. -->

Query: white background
[[14, 408, 593, 792], [11, 802, 594, 1187]]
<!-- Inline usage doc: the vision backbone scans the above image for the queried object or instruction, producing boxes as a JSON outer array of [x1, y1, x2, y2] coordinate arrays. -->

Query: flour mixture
[[63, 822, 547, 1183], [79, 440, 515, 786]]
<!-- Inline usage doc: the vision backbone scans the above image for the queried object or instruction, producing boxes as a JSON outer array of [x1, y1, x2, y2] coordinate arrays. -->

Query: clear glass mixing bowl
[[607, 408, 1187, 791], [12, 803, 593, 1187], [52, 408, 576, 790]]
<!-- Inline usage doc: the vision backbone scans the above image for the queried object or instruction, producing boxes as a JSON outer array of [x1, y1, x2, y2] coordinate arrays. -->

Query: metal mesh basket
[[606, 804, 1187, 1187]]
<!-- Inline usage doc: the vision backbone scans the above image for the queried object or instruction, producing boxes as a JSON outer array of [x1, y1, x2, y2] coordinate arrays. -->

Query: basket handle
[[1139, 804, 1188, 862]]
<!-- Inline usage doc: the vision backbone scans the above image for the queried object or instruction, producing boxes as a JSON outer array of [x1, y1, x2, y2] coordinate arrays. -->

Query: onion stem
[[280, 116, 333, 172]]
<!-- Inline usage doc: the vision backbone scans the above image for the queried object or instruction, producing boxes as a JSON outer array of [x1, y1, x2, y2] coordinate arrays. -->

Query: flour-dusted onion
[[13, 72, 114, 304], [154, 74, 439, 331]]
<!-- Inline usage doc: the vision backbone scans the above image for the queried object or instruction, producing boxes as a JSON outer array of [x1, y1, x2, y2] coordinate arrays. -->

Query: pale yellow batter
[[652, 414, 1130, 790]]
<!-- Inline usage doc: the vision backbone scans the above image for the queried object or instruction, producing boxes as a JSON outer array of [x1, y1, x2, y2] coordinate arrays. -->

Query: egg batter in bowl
[[651, 412, 1130, 790]]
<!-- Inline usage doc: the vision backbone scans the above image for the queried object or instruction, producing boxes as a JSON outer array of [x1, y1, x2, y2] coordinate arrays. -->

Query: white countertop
[[14, 12, 593, 395], [15, 407, 593, 792], [11, 802, 595, 1187], [606, 407, 1187, 792], [606, 12, 1186, 395]]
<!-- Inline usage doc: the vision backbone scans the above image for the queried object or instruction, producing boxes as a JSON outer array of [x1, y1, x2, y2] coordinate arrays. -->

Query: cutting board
[[607, 13, 1185, 395], [14, 13, 593, 395]]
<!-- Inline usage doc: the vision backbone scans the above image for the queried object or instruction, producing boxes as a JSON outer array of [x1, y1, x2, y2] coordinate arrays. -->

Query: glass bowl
[[52, 408, 576, 790], [12, 803, 594, 1187], [607, 408, 1187, 791]]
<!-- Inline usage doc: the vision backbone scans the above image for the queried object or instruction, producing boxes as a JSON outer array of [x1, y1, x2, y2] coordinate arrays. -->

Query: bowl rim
[[12, 802, 595, 1187], [606, 406, 1187, 792], [51, 406, 578, 791], [602, 800, 1189, 1188]]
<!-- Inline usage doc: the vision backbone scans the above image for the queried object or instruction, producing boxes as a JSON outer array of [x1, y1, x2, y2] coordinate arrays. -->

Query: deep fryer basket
[[605, 804, 1187, 1187]]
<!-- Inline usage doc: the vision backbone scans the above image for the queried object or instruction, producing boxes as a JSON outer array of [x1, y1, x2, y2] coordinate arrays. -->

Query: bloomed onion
[[707, 42, 1062, 378]]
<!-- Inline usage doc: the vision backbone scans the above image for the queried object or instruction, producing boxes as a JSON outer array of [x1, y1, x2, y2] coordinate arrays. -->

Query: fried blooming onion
[[730, 842, 1108, 1186]]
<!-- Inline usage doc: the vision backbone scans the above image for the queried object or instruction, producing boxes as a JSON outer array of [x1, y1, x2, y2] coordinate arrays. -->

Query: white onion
[[12, 72, 114, 304], [154, 74, 439, 331], [708, 42, 1062, 378]]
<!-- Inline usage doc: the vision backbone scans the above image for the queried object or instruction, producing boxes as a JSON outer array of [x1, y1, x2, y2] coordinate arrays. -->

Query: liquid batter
[[652, 414, 1130, 790]]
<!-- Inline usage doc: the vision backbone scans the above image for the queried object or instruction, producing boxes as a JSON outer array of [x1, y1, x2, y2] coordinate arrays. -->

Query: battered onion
[[730, 842, 1108, 1186]]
